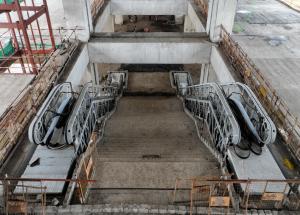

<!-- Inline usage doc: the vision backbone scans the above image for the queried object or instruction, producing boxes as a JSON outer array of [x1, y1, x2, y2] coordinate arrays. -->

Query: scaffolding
[[0, 177, 95, 214], [0, 0, 55, 74]]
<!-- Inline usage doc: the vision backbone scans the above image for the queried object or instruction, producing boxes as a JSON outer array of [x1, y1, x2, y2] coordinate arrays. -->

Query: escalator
[[19, 71, 128, 195], [171, 71, 286, 194]]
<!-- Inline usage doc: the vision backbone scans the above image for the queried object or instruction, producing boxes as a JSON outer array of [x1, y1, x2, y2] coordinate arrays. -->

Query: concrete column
[[184, 16, 195, 32], [94, 3, 115, 32], [90, 63, 100, 84], [62, 0, 92, 42], [115, 15, 124, 25], [175, 15, 184, 25], [199, 64, 210, 84], [206, 0, 237, 42]]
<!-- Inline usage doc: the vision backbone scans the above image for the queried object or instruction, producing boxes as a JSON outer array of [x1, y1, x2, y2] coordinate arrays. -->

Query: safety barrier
[[173, 177, 300, 214], [0, 177, 95, 215]]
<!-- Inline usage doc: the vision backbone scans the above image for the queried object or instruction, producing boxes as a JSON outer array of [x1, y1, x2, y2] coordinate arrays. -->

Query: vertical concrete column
[[90, 63, 100, 84], [115, 15, 124, 25], [199, 64, 210, 84], [206, 0, 237, 42], [184, 16, 195, 32], [62, 0, 93, 42], [94, 3, 115, 32]]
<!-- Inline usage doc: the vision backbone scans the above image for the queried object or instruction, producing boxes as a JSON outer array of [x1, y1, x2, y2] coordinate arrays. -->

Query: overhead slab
[[110, 0, 187, 15], [88, 32, 212, 64]]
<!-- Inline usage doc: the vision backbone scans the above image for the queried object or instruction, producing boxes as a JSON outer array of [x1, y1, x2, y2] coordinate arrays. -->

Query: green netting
[[0, 39, 15, 58], [0, 0, 23, 5]]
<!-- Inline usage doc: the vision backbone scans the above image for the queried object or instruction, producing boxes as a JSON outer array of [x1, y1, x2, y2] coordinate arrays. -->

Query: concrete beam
[[110, 0, 187, 15], [88, 33, 212, 64]]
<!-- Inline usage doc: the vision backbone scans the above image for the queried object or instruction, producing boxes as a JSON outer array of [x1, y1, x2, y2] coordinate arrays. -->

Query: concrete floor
[[0, 74, 34, 118], [233, 0, 300, 119], [88, 72, 220, 205], [115, 16, 183, 32]]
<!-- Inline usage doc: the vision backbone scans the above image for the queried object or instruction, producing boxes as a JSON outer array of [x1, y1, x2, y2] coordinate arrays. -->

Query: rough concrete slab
[[126, 72, 175, 94], [15, 145, 75, 194], [228, 146, 286, 193], [0, 74, 34, 118]]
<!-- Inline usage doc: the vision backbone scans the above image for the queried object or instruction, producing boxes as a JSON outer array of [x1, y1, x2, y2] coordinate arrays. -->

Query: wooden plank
[[7, 201, 27, 214], [261, 193, 285, 201], [209, 196, 230, 207]]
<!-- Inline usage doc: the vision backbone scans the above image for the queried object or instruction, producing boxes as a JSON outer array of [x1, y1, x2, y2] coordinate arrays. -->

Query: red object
[[0, 0, 56, 74]]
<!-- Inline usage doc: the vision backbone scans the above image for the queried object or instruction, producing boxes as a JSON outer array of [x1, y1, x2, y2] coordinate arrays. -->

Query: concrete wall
[[110, 0, 187, 15], [62, 0, 92, 41], [66, 44, 90, 89], [210, 46, 234, 83], [94, 3, 114, 33], [88, 34, 212, 64]]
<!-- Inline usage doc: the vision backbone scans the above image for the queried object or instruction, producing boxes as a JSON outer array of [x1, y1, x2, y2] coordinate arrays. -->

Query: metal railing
[[173, 176, 300, 214], [65, 83, 117, 146], [220, 26, 300, 161], [185, 98, 229, 153], [0, 177, 95, 214], [184, 83, 241, 147], [65, 71, 127, 156], [74, 98, 115, 156]]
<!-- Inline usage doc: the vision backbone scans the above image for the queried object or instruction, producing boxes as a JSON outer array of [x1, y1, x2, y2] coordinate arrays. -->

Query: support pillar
[[206, 0, 237, 42], [90, 63, 100, 85], [94, 4, 115, 32], [199, 64, 210, 84], [62, 0, 92, 42], [184, 16, 195, 32]]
